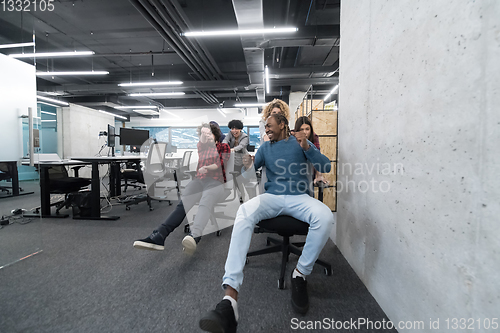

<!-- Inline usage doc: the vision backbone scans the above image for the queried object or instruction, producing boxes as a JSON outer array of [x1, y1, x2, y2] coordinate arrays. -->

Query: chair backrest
[[181, 151, 192, 169], [47, 165, 69, 180], [145, 142, 167, 175], [223, 151, 235, 190]]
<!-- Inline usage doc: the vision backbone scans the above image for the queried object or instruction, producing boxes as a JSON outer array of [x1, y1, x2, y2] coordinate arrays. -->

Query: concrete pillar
[[338, 0, 500, 330]]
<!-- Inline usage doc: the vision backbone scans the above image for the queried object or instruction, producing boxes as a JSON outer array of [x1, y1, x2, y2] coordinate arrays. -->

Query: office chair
[[0, 170, 11, 194], [124, 141, 172, 210], [46, 165, 92, 215], [121, 161, 144, 192], [246, 182, 332, 290], [183, 151, 240, 237], [173, 150, 193, 193]]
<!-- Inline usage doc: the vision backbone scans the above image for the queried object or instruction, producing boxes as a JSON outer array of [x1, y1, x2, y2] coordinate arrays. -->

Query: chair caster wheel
[[184, 224, 191, 234], [126, 206, 131, 211], [324, 267, 332, 276], [266, 239, 271, 246], [149, 207, 154, 211], [168, 202, 172, 206], [278, 279, 285, 289], [216, 230, 222, 236]]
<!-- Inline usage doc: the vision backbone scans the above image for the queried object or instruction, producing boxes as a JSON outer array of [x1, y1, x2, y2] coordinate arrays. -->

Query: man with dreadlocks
[[199, 112, 333, 333]]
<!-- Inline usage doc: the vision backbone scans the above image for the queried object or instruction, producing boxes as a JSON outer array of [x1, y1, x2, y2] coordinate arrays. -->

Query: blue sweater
[[253, 136, 331, 195]]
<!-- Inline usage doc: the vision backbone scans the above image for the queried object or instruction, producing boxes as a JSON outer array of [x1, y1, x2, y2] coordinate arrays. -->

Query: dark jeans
[[155, 177, 224, 239]]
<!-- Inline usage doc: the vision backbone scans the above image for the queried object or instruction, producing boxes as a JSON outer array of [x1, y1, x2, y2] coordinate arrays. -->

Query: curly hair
[[227, 119, 244, 130], [261, 98, 290, 121], [294, 116, 315, 142], [197, 122, 222, 143]]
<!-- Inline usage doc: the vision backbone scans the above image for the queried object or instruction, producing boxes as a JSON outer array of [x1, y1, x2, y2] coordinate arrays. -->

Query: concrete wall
[[58, 104, 115, 178], [338, 1, 499, 331]]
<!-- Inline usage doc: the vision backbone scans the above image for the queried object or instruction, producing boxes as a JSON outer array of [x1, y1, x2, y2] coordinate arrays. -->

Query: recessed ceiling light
[[10, 51, 95, 58], [183, 27, 298, 37], [128, 92, 185, 97], [114, 105, 158, 109], [118, 81, 183, 87], [0, 42, 35, 49], [36, 71, 109, 76], [37, 95, 69, 106]]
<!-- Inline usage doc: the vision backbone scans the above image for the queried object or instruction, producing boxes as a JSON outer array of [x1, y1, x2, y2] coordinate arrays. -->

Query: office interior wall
[[58, 104, 114, 178], [0, 53, 37, 162], [337, 0, 499, 330]]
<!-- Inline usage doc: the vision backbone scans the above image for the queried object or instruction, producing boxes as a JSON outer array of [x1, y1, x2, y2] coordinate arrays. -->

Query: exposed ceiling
[[0, 0, 340, 120]]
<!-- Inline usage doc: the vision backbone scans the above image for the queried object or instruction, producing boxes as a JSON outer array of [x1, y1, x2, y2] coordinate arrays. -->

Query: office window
[[171, 127, 199, 149], [134, 127, 169, 143], [247, 126, 261, 149]]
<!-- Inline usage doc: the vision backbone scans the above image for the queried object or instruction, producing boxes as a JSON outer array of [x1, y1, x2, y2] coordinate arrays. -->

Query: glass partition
[[0, 54, 43, 269]]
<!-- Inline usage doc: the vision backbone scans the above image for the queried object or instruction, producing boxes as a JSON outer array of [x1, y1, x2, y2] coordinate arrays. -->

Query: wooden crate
[[318, 136, 337, 160], [314, 186, 337, 212], [321, 162, 337, 185], [303, 99, 324, 112], [312, 110, 337, 135]]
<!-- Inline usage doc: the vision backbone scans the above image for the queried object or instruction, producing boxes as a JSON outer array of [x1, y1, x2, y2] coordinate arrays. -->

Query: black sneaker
[[199, 299, 238, 333], [291, 273, 309, 314], [133, 231, 165, 251]]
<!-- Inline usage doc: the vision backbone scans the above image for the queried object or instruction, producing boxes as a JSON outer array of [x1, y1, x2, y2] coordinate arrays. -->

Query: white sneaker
[[182, 235, 197, 255]]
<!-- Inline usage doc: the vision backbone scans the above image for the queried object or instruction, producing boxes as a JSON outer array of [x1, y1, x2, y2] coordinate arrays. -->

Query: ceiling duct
[[232, 0, 266, 103], [129, 0, 220, 104]]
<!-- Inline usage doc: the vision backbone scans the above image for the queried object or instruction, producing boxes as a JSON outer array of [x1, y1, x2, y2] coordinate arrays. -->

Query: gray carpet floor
[[0, 181, 397, 333]]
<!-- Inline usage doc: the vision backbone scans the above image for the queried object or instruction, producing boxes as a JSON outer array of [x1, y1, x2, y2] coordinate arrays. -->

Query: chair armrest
[[184, 171, 197, 179]]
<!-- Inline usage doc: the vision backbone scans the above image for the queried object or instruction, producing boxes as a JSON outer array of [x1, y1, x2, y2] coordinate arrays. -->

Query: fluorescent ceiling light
[[133, 109, 160, 116], [265, 66, 270, 94], [41, 120, 57, 122], [38, 101, 62, 108], [114, 105, 157, 109], [217, 108, 227, 118], [0, 42, 35, 49], [10, 51, 94, 58], [234, 103, 267, 107], [323, 84, 339, 101], [99, 110, 128, 120], [184, 27, 298, 37], [37, 71, 109, 76], [128, 92, 185, 97], [41, 111, 57, 116], [161, 109, 182, 119], [118, 81, 183, 87], [37, 95, 69, 106]]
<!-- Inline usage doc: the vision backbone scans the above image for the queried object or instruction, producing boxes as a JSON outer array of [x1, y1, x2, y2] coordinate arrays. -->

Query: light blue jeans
[[222, 193, 334, 292]]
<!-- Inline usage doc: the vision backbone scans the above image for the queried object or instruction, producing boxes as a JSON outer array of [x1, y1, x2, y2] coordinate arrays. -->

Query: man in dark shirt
[[133, 122, 231, 254]]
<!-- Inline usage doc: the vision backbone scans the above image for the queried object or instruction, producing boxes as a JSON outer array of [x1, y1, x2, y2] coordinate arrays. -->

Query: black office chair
[[121, 161, 144, 192], [246, 183, 332, 289], [47, 165, 92, 214]]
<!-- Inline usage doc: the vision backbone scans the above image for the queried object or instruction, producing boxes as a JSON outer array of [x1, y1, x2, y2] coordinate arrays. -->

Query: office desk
[[71, 156, 143, 220], [0, 160, 35, 199]]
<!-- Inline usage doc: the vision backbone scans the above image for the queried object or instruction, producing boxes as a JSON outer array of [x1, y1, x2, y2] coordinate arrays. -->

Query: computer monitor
[[107, 124, 115, 148], [119, 128, 150, 146]]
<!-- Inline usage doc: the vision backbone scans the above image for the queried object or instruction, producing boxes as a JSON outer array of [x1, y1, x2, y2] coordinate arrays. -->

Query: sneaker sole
[[182, 236, 197, 255], [291, 299, 309, 314], [133, 241, 164, 251], [199, 317, 224, 333]]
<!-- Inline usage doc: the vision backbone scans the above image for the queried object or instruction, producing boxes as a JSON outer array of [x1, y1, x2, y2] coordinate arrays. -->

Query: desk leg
[[24, 165, 68, 218], [73, 161, 119, 220], [9, 162, 20, 196]]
